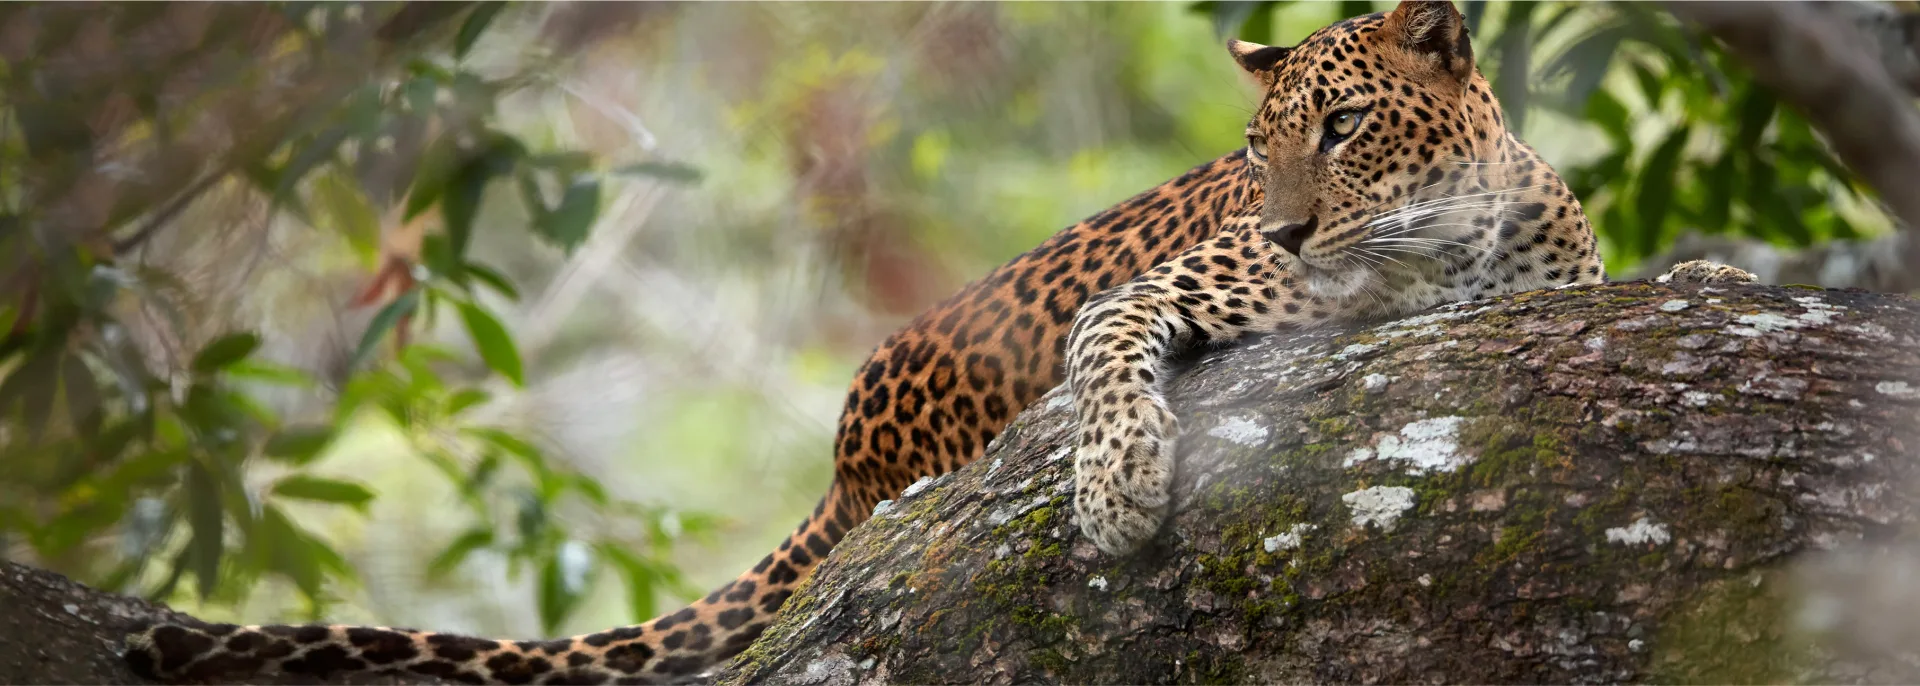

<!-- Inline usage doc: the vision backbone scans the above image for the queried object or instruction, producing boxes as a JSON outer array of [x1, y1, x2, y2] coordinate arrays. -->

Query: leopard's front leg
[[1064, 220, 1315, 555]]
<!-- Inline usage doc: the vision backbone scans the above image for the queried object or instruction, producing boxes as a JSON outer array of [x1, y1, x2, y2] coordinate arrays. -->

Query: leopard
[[1065, 0, 1753, 556], [124, 2, 1751, 683]]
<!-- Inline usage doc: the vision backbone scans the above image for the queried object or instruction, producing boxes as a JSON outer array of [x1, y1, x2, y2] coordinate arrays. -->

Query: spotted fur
[[126, 2, 1748, 682], [1069, 1, 1626, 555]]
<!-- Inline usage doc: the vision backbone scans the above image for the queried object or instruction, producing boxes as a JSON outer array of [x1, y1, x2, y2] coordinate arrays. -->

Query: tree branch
[[719, 280, 1920, 685], [3, 281, 1919, 684]]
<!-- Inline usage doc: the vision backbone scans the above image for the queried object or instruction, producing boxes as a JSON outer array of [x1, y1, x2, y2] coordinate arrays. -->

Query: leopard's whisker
[[1369, 184, 1550, 223]]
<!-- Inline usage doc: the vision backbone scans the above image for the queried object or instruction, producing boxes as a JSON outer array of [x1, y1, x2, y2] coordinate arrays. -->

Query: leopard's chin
[[1295, 259, 1374, 303]]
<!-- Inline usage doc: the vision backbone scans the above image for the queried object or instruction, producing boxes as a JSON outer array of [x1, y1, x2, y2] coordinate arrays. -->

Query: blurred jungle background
[[0, 1, 1908, 640]]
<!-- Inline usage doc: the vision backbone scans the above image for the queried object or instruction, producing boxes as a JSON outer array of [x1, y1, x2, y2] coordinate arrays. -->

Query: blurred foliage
[[0, 2, 708, 631], [1195, 0, 1892, 271], [0, 0, 1903, 640]]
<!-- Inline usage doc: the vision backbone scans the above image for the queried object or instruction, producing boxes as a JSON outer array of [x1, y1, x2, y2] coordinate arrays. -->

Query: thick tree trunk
[[716, 280, 1920, 685], [4, 280, 1919, 685]]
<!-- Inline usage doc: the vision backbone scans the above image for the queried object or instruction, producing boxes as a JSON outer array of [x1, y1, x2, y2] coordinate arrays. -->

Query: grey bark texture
[[3, 281, 1920, 685], [716, 280, 1920, 686]]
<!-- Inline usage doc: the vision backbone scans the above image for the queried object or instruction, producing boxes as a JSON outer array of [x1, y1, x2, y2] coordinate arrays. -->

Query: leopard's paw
[[1655, 259, 1758, 286], [1072, 397, 1179, 556]]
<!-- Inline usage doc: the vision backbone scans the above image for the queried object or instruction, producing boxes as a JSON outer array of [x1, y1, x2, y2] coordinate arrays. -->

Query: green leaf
[[572, 475, 609, 507], [427, 528, 495, 579], [1238, 1, 1276, 46], [405, 139, 460, 222], [537, 546, 591, 634], [272, 475, 376, 511], [600, 545, 657, 622], [314, 171, 382, 264], [186, 462, 225, 599], [1732, 86, 1777, 151], [447, 388, 491, 416], [464, 261, 521, 301], [532, 178, 600, 254], [351, 289, 420, 370], [1699, 154, 1736, 234], [275, 125, 351, 207], [227, 359, 316, 387], [609, 161, 704, 184], [468, 428, 548, 476], [443, 136, 527, 265], [191, 333, 261, 374], [1628, 58, 1665, 109], [1541, 24, 1628, 109], [1583, 90, 1631, 146], [1195, 0, 1263, 39], [455, 2, 508, 60], [1634, 124, 1691, 259], [457, 302, 524, 386], [263, 424, 336, 464], [259, 506, 326, 601]]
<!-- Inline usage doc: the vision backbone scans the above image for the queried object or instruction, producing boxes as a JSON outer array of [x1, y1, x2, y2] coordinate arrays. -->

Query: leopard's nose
[[1263, 216, 1319, 257]]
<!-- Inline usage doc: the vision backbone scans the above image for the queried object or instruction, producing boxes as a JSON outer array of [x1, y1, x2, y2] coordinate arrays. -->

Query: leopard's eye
[[1247, 134, 1270, 160], [1325, 111, 1362, 140]]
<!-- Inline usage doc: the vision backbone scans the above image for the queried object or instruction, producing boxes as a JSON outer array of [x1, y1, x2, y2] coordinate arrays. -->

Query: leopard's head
[[1232, 0, 1551, 304]]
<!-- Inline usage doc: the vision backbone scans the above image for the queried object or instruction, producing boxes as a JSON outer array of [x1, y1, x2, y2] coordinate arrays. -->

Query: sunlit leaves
[[0, 0, 735, 635], [314, 170, 384, 264], [456, 3, 509, 60], [457, 301, 523, 386], [271, 475, 377, 512], [427, 528, 495, 579], [529, 177, 601, 253], [263, 424, 337, 465], [191, 333, 263, 375], [184, 462, 225, 600], [352, 289, 421, 371]]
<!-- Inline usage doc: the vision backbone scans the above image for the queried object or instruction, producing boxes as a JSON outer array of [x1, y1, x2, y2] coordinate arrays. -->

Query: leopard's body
[[1064, 2, 1612, 554], [125, 2, 1742, 683]]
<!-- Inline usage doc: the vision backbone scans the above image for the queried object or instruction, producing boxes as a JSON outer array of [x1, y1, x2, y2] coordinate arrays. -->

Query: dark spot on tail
[[182, 652, 267, 682], [347, 628, 420, 664], [427, 633, 501, 662], [281, 644, 366, 676], [485, 652, 542, 685], [716, 608, 754, 630], [651, 655, 709, 676], [542, 668, 611, 685], [151, 625, 216, 674], [723, 623, 769, 653], [124, 643, 159, 680], [412, 659, 489, 684], [652, 607, 697, 632], [520, 639, 574, 654], [603, 641, 657, 674]]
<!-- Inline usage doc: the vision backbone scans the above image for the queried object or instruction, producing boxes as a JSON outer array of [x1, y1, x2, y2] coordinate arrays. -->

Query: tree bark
[[3, 281, 1919, 685], [716, 280, 1920, 685]]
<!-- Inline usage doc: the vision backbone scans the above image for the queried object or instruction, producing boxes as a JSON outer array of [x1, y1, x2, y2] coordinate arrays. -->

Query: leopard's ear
[[1228, 39, 1289, 89], [1385, 0, 1474, 82]]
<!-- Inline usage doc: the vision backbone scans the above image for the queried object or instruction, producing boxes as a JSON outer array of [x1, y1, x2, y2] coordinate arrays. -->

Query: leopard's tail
[[126, 482, 867, 684]]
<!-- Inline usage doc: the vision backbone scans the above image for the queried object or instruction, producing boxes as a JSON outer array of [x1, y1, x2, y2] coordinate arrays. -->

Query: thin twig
[[110, 164, 236, 255]]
